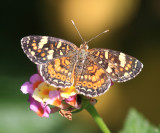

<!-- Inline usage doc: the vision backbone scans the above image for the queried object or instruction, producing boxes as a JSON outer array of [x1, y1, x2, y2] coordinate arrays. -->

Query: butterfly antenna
[[86, 29, 109, 44], [71, 20, 84, 42]]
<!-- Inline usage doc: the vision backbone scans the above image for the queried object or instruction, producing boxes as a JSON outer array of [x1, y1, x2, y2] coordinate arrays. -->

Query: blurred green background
[[0, 0, 160, 133]]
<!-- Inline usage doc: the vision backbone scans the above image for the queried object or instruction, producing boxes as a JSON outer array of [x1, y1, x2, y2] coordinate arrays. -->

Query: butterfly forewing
[[89, 48, 143, 82], [21, 36, 78, 64], [75, 57, 111, 97]]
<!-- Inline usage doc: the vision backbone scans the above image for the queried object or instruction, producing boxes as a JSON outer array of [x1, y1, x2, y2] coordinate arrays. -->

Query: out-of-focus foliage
[[120, 109, 160, 133]]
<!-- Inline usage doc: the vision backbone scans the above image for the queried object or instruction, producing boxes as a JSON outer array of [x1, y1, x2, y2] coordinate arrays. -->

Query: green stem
[[85, 102, 111, 133]]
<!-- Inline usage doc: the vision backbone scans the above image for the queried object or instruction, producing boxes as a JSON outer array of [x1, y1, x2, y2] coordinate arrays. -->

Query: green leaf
[[120, 108, 160, 133]]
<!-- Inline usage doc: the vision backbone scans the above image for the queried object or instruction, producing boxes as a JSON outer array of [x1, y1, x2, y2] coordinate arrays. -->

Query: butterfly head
[[80, 42, 89, 50]]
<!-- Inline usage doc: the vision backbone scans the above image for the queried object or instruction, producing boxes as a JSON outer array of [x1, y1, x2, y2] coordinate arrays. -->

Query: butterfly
[[21, 21, 143, 97], [21, 35, 143, 97]]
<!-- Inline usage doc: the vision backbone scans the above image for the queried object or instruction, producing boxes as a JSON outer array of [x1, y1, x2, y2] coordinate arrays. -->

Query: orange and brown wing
[[40, 54, 77, 88], [75, 58, 111, 97], [89, 48, 143, 82], [21, 36, 78, 64]]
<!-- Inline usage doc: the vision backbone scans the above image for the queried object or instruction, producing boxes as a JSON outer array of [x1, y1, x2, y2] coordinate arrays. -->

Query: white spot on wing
[[99, 61, 102, 64], [119, 53, 126, 67], [31, 51, 35, 56], [47, 50, 54, 60], [57, 41, 62, 48], [105, 50, 109, 59], [47, 54, 53, 60], [135, 60, 138, 68], [38, 36, 48, 49], [44, 47, 48, 50], [106, 66, 112, 73], [87, 89, 92, 92], [53, 79, 58, 83], [81, 88, 86, 90], [27, 40, 29, 44], [28, 48, 31, 52], [48, 50, 54, 54], [68, 72, 72, 76], [60, 50, 63, 55], [124, 72, 129, 77]]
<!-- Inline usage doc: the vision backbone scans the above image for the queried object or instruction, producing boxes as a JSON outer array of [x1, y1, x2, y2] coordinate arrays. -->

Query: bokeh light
[[46, 0, 140, 38]]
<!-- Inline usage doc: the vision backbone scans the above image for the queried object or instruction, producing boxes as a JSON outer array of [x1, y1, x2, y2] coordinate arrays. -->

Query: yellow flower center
[[60, 86, 77, 98], [32, 82, 56, 103]]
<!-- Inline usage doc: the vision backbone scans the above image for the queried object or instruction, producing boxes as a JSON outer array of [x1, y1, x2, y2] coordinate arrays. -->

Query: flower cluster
[[21, 73, 82, 119], [21, 73, 98, 120]]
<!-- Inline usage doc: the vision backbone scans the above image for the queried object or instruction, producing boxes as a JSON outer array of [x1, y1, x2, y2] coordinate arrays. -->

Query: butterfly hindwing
[[21, 36, 78, 64], [75, 57, 111, 97], [40, 54, 77, 88], [89, 48, 143, 82]]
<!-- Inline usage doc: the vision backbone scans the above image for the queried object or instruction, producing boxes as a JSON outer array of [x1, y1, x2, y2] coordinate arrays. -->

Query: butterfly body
[[21, 36, 143, 97]]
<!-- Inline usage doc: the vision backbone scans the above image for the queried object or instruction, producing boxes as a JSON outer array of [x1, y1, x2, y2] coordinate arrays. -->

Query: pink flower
[[65, 95, 80, 109], [28, 95, 51, 117], [21, 73, 97, 119], [46, 90, 62, 107], [21, 74, 43, 94], [47, 90, 69, 109]]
